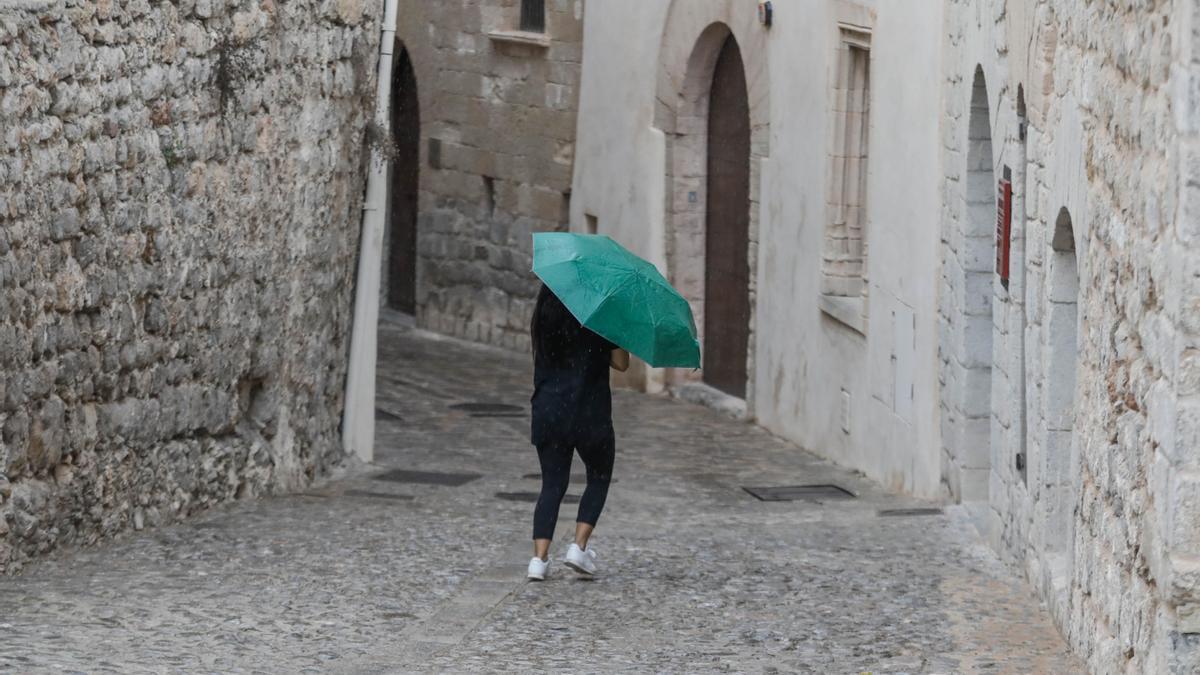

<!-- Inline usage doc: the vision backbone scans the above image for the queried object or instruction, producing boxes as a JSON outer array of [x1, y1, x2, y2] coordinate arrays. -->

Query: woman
[[527, 284, 630, 580]]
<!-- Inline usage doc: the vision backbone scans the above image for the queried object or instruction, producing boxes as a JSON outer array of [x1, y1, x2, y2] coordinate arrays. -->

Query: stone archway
[[654, 12, 768, 404], [386, 47, 420, 314], [1036, 206, 1079, 587], [702, 34, 751, 397], [344, 34, 423, 462], [941, 65, 996, 502]]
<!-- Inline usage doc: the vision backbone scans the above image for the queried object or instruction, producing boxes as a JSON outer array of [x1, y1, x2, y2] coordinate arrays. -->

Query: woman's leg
[[533, 439, 572, 558], [574, 433, 615, 549]]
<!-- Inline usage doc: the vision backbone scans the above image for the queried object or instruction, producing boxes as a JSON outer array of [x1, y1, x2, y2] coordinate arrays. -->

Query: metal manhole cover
[[372, 469, 481, 486], [450, 402, 524, 415], [343, 489, 415, 502], [495, 491, 580, 504], [878, 508, 943, 517], [742, 485, 857, 502]]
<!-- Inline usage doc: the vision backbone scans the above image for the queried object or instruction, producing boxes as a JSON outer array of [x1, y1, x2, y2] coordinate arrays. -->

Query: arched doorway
[[702, 35, 751, 398], [654, 16, 767, 405], [387, 48, 419, 314], [943, 66, 996, 502]]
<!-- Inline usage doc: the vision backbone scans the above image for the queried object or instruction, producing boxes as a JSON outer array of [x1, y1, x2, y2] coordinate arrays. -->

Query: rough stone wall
[[0, 0, 379, 573], [394, 0, 583, 352], [941, 0, 1199, 670], [1162, 1, 1200, 670]]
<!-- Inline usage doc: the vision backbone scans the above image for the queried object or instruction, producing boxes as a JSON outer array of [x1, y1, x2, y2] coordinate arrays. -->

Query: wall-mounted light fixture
[[758, 1, 773, 27]]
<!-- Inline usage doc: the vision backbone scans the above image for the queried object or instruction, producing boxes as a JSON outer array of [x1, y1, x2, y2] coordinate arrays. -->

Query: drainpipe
[[344, 0, 399, 463]]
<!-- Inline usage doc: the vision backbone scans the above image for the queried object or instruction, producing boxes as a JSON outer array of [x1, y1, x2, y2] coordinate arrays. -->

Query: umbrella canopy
[[532, 232, 701, 369]]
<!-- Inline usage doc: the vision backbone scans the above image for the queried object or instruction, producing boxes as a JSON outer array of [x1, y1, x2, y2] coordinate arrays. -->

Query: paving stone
[[0, 318, 1080, 672]]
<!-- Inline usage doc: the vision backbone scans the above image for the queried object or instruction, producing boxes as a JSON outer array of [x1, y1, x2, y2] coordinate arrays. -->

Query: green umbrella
[[532, 232, 701, 369]]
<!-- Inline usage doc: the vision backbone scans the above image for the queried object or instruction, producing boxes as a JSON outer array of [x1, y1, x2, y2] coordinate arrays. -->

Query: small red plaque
[[995, 178, 1013, 285]]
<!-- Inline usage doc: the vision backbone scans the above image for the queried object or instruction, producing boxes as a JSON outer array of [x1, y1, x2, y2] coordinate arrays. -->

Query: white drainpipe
[[344, 0, 400, 463]]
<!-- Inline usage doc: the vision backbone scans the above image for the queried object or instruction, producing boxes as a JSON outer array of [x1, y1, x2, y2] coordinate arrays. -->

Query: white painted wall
[[572, 0, 947, 497], [573, 0, 1199, 667], [571, 0, 670, 267]]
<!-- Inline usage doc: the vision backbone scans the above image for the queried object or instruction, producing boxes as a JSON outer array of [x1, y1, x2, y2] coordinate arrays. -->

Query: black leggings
[[532, 435, 615, 541]]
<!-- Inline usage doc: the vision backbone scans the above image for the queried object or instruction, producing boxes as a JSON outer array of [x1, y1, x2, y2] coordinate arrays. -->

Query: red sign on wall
[[996, 177, 1013, 287]]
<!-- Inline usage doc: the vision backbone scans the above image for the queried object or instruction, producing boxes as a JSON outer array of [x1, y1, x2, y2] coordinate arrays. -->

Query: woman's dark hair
[[531, 284, 583, 367]]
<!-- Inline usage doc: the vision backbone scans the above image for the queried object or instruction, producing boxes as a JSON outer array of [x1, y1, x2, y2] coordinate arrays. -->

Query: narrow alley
[[0, 315, 1078, 673]]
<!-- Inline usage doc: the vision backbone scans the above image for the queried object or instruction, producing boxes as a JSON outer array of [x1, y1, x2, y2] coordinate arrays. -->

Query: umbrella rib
[[581, 271, 639, 332]]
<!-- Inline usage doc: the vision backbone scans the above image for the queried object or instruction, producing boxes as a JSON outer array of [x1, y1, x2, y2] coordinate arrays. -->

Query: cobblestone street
[[0, 315, 1080, 673]]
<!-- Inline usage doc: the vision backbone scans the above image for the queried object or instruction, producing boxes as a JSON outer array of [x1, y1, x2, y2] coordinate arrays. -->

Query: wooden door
[[388, 49, 419, 314], [703, 36, 751, 398]]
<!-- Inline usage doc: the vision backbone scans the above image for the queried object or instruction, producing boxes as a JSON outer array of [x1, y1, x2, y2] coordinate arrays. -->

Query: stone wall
[[1172, 6, 1200, 673], [0, 0, 379, 573], [941, 0, 1199, 670], [393, 0, 583, 352]]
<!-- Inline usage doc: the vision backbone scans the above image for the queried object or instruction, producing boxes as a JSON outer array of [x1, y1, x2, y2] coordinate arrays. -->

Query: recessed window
[[520, 0, 545, 33], [820, 24, 872, 331]]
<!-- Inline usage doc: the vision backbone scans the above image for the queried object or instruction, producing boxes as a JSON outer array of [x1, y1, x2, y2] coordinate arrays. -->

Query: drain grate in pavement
[[878, 507, 944, 517], [376, 408, 404, 422], [742, 485, 857, 502], [495, 491, 580, 504], [450, 402, 524, 417], [343, 489, 415, 502], [372, 469, 482, 486]]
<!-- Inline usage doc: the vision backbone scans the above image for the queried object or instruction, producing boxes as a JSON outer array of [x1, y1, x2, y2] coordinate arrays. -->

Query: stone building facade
[[387, 0, 584, 351], [940, 1, 1200, 671], [0, 0, 379, 573], [574, 0, 1199, 670], [2, 0, 1197, 669], [572, 0, 947, 493]]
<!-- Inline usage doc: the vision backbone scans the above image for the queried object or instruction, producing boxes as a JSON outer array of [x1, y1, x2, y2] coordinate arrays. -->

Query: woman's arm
[[610, 348, 630, 372]]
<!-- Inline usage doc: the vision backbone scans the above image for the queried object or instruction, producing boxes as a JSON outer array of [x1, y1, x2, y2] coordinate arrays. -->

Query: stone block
[[958, 416, 992, 469], [960, 466, 990, 501], [544, 83, 572, 111], [1180, 168, 1200, 247], [955, 314, 994, 370], [1169, 474, 1200, 553], [1041, 429, 1074, 485], [1044, 316, 1079, 429], [959, 270, 995, 317], [1173, 402, 1200, 471], [957, 362, 993, 415], [548, 41, 582, 64], [1167, 630, 1200, 672], [547, 61, 580, 87]]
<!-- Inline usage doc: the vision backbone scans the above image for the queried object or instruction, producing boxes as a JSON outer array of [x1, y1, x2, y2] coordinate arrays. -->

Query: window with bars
[[520, 0, 545, 32]]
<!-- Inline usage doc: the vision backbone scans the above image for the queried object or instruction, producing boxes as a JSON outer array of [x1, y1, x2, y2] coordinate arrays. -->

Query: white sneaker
[[527, 556, 550, 581], [563, 543, 597, 577]]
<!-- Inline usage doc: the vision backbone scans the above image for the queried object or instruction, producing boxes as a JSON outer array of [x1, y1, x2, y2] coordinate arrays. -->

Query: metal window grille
[[520, 0, 545, 32]]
